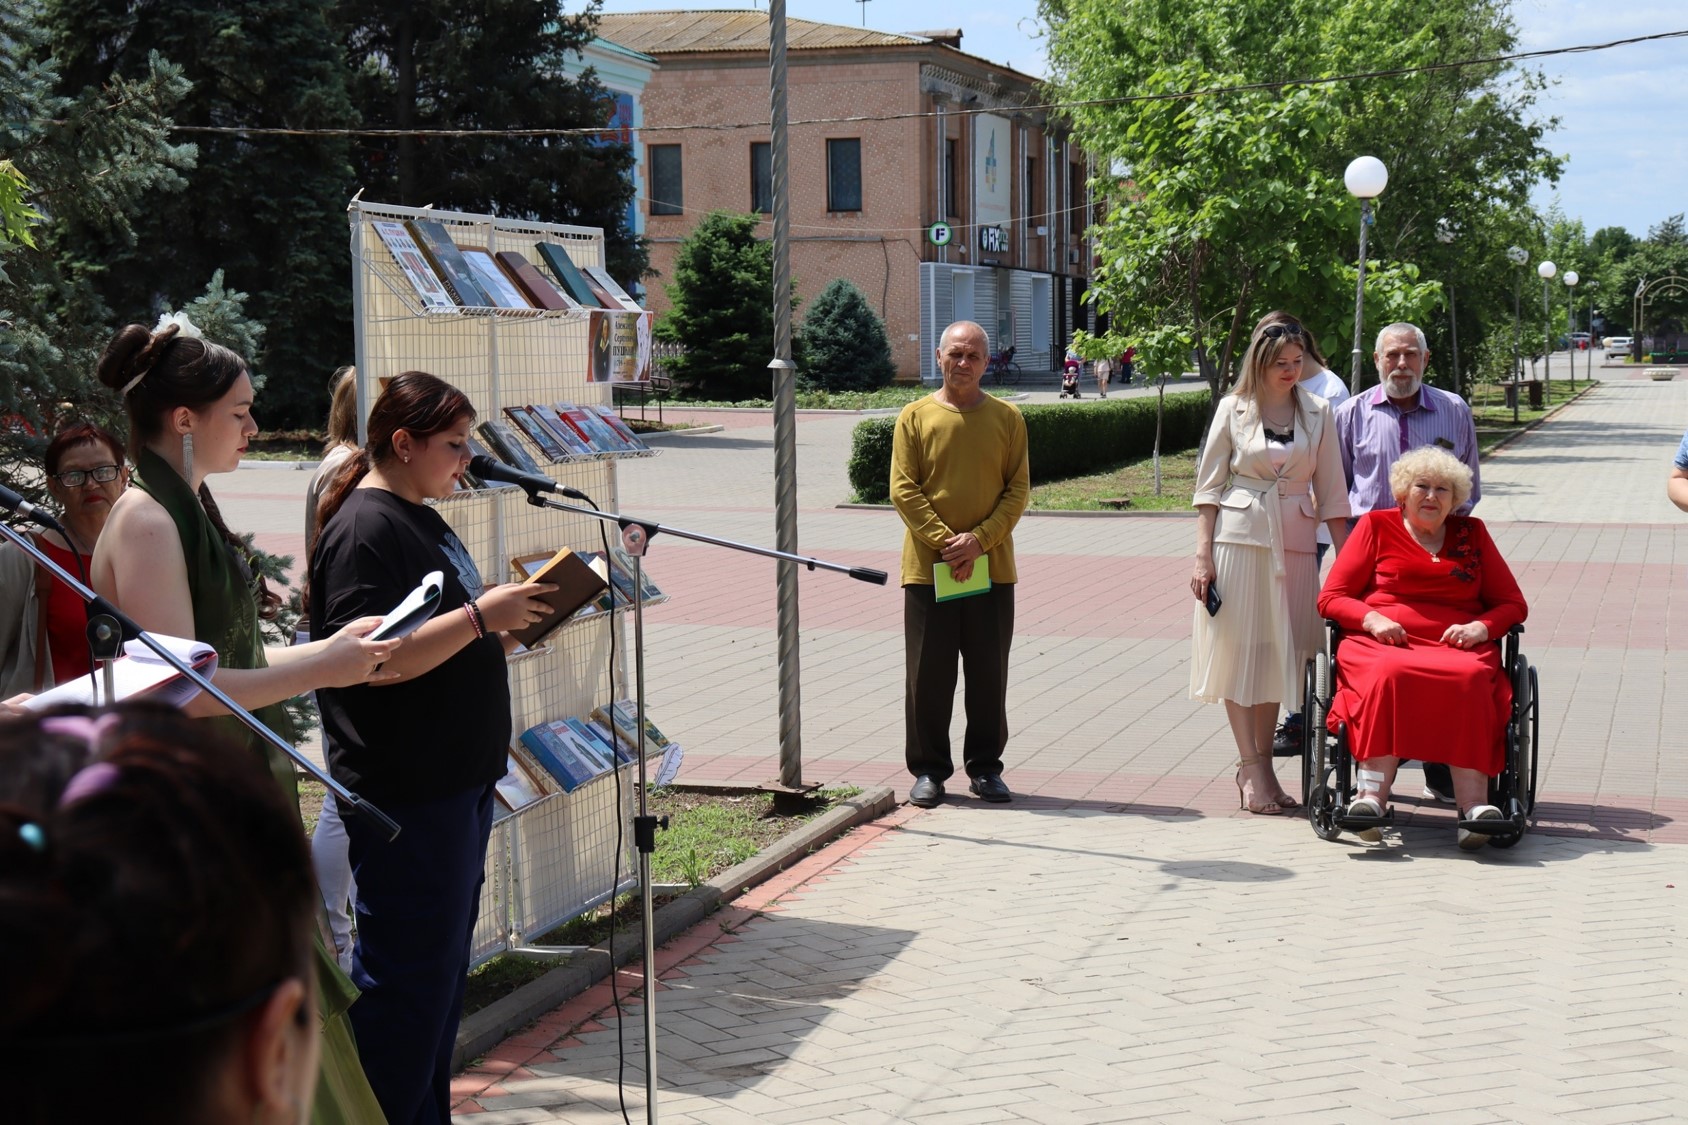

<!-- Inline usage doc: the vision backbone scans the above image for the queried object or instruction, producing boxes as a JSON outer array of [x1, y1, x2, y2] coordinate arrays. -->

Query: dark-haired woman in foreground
[[0, 704, 321, 1125], [90, 316, 395, 1124], [311, 370, 555, 1124]]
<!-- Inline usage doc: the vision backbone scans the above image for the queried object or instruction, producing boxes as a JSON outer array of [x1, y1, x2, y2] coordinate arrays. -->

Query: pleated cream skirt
[[1190, 542, 1321, 706]]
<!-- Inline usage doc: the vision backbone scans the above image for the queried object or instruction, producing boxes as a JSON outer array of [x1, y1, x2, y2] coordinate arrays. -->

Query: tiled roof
[[595, 10, 932, 55]]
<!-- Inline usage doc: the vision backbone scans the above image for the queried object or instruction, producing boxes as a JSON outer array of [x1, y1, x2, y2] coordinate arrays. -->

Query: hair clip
[[58, 762, 121, 808], [18, 823, 46, 853]]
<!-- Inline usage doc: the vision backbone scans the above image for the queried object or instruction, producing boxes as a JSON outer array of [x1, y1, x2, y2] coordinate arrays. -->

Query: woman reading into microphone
[[309, 371, 556, 1125]]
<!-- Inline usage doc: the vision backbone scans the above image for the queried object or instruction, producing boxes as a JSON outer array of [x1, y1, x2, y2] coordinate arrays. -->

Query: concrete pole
[[767, 0, 803, 788], [1348, 199, 1372, 395]]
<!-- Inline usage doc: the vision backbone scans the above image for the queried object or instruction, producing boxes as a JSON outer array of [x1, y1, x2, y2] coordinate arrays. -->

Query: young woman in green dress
[[91, 316, 398, 1125]]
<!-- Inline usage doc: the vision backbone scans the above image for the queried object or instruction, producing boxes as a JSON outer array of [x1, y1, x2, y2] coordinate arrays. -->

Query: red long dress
[[1316, 510, 1527, 774]]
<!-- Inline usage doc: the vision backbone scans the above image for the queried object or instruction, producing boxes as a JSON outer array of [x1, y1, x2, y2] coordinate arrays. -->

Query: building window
[[750, 142, 771, 214], [1069, 161, 1085, 235], [827, 138, 862, 212], [944, 138, 959, 219], [649, 144, 682, 215], [1024, 156, 1039, 228]]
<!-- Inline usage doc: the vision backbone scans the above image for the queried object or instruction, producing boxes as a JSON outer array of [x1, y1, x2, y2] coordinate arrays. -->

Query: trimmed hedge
[[848, 390, 1214, 503]]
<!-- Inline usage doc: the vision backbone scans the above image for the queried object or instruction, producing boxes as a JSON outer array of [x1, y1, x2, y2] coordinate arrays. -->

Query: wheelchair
[[1299, 621, 1538, 846]]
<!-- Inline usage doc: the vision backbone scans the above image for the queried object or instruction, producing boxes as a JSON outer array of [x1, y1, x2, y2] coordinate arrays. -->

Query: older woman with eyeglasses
[[1317, 446, 1528, 849], [1191, 313, 1352, 816], [0, 423, 131, 697]]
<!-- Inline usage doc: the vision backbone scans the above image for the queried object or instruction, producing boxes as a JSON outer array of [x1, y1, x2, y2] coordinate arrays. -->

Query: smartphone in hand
[[1204, 580, 1222, 617]]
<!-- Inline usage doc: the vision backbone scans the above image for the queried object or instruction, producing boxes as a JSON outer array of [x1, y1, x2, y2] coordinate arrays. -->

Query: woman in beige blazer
[[1190, 315, 1352, 814]]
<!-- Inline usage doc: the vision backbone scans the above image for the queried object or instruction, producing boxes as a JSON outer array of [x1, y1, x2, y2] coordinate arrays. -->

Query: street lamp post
[[1586, 281, 1599, 383], [1507, 246, 1528, 424], [1345, 155, 1388, 394], [1436, 218, 1461, 396], [1538, 259, 1557, 400], [1563, 270, 1579, 390]]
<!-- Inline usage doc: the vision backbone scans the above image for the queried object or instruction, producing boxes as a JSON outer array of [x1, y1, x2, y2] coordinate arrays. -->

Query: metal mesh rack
[[350, 200, 656, 966]]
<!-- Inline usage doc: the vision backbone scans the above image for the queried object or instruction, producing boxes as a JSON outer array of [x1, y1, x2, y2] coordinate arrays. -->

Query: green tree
[[801, 279, 893, 393], [1044, 0, 1560, 403], [0, 1, 194, 484], [41, 0, 359, 429], [656, 211, 798, 401], [334, 0, 648, 292]]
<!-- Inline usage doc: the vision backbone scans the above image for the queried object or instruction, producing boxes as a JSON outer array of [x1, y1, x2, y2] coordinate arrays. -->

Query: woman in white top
[[1190, 315, 1351, 814]]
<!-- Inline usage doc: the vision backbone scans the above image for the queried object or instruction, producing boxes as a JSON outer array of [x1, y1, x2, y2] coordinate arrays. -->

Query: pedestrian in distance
[[1120, 345, 1136, 385], [1094, 352, 1112, 398], [0, 704, 326, 1125], [1190, 314, 1351, 815], [892, 321, 1029, 808], [1331, 321, 1481, 804]]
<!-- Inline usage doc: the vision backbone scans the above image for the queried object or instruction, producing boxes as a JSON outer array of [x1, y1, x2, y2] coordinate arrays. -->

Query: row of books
[[498, 700, 684, 810], [480, 403, 649, 466], [372, 218, 644, 314]]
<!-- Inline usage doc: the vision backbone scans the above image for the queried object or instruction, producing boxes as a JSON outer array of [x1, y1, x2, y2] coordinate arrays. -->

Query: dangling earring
[[181, 432, 194, 482]]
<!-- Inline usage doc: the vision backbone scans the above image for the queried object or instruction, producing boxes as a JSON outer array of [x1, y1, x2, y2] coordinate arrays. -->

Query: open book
[[366, 571, 444, 642], [24, 634, 219, 710]]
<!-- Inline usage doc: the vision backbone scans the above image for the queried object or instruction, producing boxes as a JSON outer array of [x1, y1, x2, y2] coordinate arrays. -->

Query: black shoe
[[908, 775, 944, 808], [968, 774, 1012, 803], [1272, 714, 1304, 757]]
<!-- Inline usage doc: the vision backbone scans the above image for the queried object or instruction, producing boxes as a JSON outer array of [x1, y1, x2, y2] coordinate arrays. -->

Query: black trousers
[[904, 582, 1015, 782]]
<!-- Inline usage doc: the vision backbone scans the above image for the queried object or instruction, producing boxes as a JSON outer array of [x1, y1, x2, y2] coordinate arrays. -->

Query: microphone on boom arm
[[468, 455, 591, 502], [0, 483, 68, 535]]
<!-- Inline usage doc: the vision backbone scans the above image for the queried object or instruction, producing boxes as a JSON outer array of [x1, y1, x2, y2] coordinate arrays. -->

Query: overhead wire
[[156, 28, 1688, 140]]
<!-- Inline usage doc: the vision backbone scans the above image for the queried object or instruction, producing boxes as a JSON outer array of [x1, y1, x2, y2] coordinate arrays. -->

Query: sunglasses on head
[[1259, 324, 1304, 341]]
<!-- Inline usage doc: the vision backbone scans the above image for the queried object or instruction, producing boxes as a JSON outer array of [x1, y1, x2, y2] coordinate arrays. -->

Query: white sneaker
[[1458, 804, 1503, 850], [1421, 783, 1455, 804]]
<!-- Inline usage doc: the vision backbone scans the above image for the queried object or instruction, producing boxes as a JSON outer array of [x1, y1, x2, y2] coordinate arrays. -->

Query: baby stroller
[[1060, 354, 1083, 398]]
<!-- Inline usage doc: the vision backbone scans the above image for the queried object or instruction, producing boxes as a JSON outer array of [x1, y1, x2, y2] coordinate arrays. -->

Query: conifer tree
[[41, 0, 359, 429], [801, 279, 895, 392]]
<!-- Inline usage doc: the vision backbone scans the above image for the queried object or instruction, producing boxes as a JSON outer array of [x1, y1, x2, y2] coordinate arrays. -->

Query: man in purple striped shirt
[[1330, 321, 1476, 802], [1333, 322, 1480, 516]]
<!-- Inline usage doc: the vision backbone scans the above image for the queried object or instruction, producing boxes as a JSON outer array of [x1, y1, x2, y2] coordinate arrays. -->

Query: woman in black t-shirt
[[310, 371, 555, 1125]]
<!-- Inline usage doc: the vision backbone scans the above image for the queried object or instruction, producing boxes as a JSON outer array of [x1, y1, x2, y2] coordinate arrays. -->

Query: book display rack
[[351, 200, 662, 967]]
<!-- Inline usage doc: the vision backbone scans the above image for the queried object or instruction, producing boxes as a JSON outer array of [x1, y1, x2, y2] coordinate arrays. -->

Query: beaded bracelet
[[463, 602, 485, 639]]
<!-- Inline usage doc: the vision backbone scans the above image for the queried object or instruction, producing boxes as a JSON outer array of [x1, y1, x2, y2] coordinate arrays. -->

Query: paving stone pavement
[[216, 373, 1688, 1122]]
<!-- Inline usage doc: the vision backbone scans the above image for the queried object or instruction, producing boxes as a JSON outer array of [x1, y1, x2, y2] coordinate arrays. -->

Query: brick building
[[595, 11, 1095, 381]]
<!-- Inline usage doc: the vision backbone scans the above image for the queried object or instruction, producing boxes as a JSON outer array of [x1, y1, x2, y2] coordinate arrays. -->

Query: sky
[[594, 0, 1687, 239]]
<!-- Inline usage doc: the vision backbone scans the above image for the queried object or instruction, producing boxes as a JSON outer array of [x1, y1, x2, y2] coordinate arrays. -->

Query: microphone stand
[[0, 519, 402, 842], [522, 488, 886, 1123]]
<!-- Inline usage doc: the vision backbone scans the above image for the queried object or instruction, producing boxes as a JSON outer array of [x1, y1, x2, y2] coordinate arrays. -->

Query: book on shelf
[[464, 437, 519, 490], [560, 717, 619, 770], [535, 241, 604, 308], [496, 250, 578, 311], [529, 404, 596, 456], [405, 219, 493, 308], [508, 547, 610, 648], [558, 403, 626, 452], [494, 751, 548, 812], [460, 247, 532, 310], [575, 552, 630, 614], [518, 722, 596, 792], [370, 221, 456, 310], [591, 700, 672, 760], [583, 266, 644, 312], [607, 544, 664, 602], [23, 634, 218, 711], [504, 406, 569, 462], [588, 404, 649, 451], [477, 420, 545, 474]]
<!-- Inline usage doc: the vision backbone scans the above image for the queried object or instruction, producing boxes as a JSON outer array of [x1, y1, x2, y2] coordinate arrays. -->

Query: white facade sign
[[974, 113, 1012, 229]]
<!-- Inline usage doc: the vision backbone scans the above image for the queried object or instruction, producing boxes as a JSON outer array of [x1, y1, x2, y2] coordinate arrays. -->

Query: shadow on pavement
[[894, 821, 1296, 883]]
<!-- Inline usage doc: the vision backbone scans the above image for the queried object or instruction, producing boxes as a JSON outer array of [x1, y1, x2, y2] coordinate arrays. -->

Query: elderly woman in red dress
[[1316, 446, 1528, 849]]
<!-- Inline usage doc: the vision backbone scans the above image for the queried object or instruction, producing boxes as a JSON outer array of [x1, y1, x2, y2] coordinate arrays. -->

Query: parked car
[[1605, 336, 1633, 360]]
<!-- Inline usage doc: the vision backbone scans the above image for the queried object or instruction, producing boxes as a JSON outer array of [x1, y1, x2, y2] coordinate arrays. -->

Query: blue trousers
[[344, 784, 496, 1125]]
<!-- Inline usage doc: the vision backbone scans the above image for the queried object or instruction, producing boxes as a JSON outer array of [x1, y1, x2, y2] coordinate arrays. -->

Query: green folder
[[934, 556, 991, 601]]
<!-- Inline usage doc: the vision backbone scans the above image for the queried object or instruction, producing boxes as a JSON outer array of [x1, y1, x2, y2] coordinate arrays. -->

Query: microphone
[[0, 483, 68, 534], [468, 455, 590, 501]]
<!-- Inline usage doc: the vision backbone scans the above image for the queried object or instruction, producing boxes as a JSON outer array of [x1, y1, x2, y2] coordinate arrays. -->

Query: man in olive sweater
[[892, 320, 1031, 807]]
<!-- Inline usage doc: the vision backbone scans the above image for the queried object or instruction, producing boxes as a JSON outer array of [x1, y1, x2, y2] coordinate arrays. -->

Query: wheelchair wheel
[[1306, 652, 1342, 841], [1489, 658, 1538, 849]]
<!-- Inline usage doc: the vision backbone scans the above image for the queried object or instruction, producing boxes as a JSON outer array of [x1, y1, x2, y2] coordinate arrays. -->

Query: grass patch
[[1468, 378, 1591, 454], [1028, 447, 1200, 512]]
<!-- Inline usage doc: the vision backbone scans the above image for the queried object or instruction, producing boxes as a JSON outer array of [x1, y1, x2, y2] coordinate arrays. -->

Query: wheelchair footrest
[[1455, 813, 1521, 835], [1335, 807, 1394, 832]]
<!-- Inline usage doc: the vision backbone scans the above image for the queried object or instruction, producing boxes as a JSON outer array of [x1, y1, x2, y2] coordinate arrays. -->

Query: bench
[[1646, 367, 1676, 381], [611, 373, 673, 423], [1503, 379, 1544, 410]]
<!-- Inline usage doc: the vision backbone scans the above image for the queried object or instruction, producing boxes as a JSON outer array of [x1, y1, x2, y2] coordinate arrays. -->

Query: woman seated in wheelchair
[[1316, 446, 1527, 849]]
